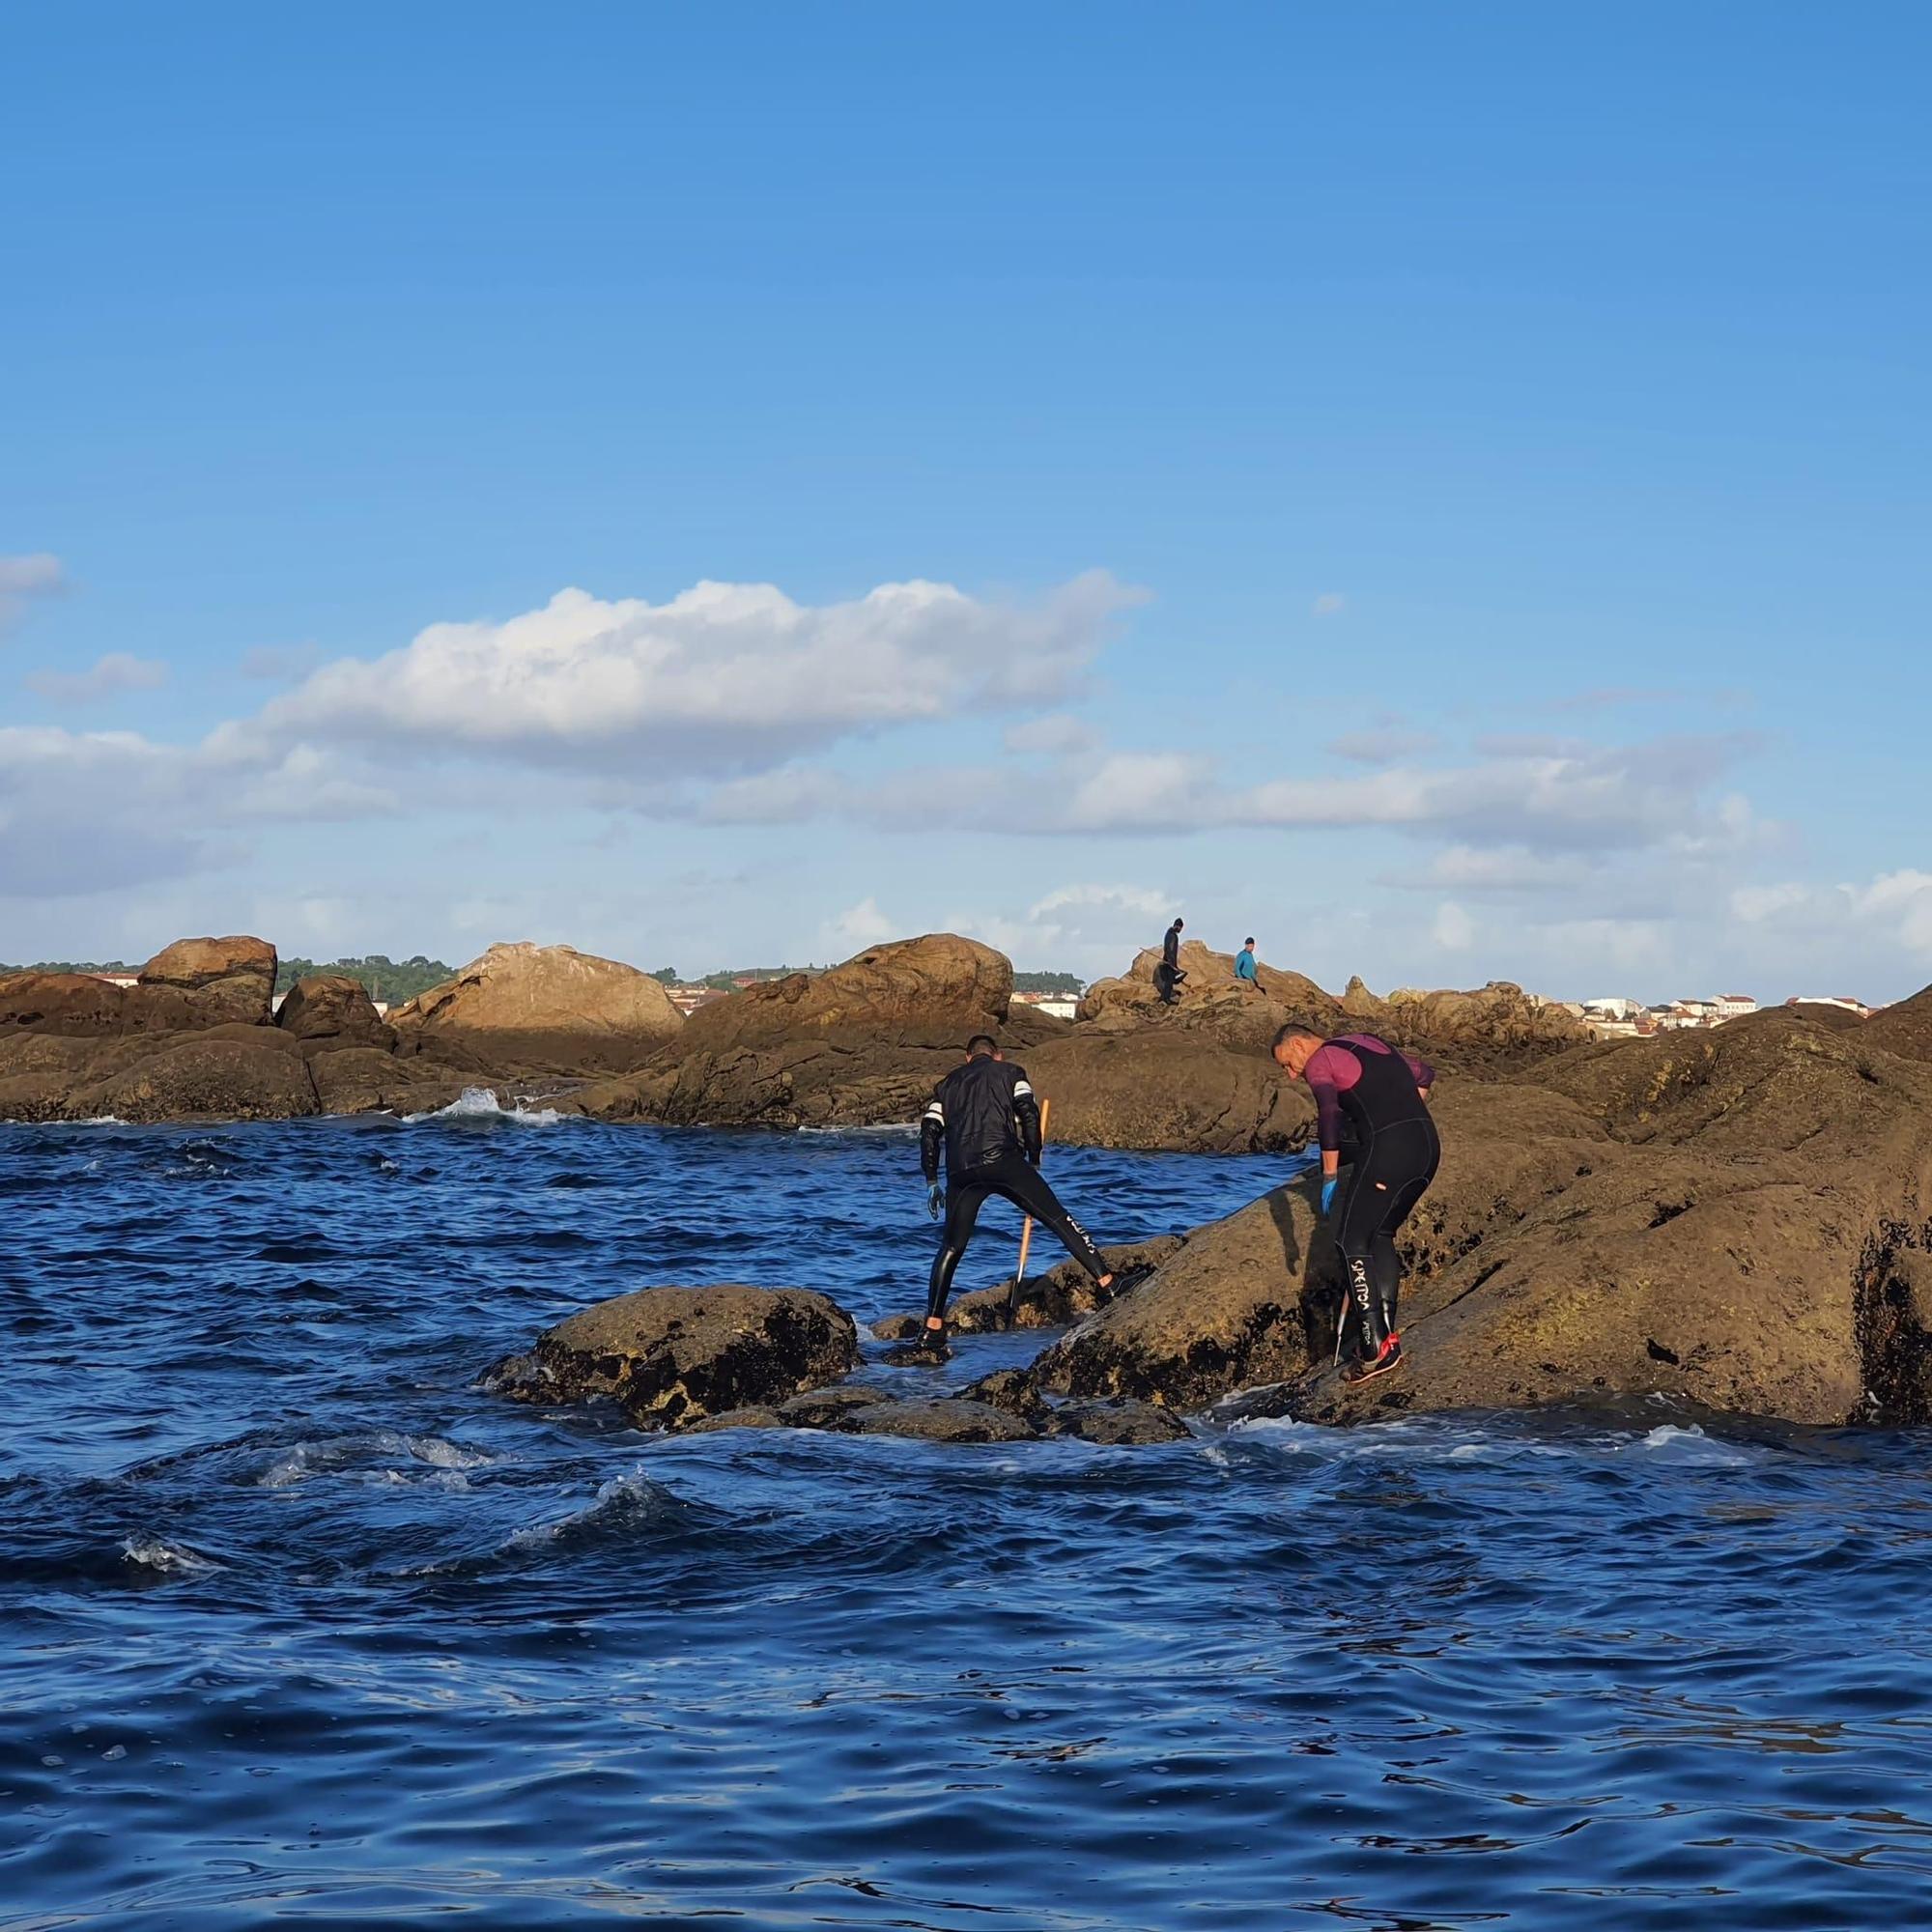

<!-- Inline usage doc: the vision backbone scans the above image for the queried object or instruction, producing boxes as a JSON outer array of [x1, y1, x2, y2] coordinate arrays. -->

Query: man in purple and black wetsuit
[[1270, 1027, 1439, 1383]]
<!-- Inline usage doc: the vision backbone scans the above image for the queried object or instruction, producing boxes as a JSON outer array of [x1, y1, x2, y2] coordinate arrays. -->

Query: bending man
[[1270, 1026, 1438, 1383], [917, 1037, 1128, 1354]]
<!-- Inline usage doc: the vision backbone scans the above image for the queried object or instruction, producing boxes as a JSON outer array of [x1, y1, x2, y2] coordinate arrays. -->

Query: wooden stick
[[1007, 1095, 1051, 1328]]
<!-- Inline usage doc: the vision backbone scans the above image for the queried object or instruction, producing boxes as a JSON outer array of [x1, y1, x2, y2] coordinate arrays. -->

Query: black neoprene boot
[[1342, 1259, 1404, 1383]]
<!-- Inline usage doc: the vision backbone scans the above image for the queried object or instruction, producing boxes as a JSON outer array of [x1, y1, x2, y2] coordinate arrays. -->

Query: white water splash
[[122, 1537, 223, 1576], [404, 1087, 564, 1126], [257, 1431, 496, 1491]]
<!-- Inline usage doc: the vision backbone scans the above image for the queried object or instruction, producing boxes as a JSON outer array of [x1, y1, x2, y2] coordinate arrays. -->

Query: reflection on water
[[3, 1114, 1930, 1929]]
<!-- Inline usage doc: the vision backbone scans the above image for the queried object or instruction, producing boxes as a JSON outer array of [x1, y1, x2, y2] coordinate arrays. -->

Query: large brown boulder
[[0, 972, 145, 1038], [1016, 1006, 1932, 1430], [139, 936, 278, 1027], [573, 933, 1015, 1128], [386, 943, 683, 1073], [276, 974, 396, 1047], [388, 939, 684, 1051], [490, 1285, 860, 1431]]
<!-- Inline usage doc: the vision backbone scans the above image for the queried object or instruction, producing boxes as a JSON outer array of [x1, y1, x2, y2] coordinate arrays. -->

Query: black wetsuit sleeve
[[920, 1092, 945, 1183], [1010, 1065, 1043, 1163]]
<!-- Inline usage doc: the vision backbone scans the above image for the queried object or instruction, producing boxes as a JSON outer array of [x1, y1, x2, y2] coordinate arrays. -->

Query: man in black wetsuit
[[1270, 1026, 1439, 1383], [914, 1037, 1131, 1355], [1155, 917, 1186, 1005]]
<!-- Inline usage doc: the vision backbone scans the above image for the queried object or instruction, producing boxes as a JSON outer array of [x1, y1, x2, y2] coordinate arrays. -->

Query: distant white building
[[1581, 996, 1643, 1021], [1787, 995, 1870, 1015], [1712, 993, 1758, 1021]]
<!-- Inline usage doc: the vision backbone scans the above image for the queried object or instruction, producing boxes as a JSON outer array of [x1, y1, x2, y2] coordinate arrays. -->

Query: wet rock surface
[[848, 1398, 1037, 1443], [1031, 1007, 1932, 1431], [492, 1285, 860, 1430]]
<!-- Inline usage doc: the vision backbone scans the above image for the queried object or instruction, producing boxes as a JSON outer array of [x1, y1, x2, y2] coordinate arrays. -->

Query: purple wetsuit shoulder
[[1304, 1036, 1433, 1149]]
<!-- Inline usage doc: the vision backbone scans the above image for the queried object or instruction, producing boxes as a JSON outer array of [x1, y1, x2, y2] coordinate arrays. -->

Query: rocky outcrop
[[138, 935, 278, 1028], [275, 974, 396, 1047], [0, 936, 279, 1040], [1073, 942, 1582, 1073], [1861, 986, 1932, 1064], [0, 972, 152, 1038], [0, 1025, 322, 1123], [1010, 1004, 1932, 1430], [1077, 942, 1343, 1048], [490, 1285, 860, 1430], [682, 1379, 1190, 1444], [387, 943, 683, 1072], [572, 934, 1018, 1128], [1021, 1032, 1312, 1152]]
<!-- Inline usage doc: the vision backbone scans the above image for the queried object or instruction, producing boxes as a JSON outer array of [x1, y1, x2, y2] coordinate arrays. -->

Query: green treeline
[[275, 955, 455, 1002]]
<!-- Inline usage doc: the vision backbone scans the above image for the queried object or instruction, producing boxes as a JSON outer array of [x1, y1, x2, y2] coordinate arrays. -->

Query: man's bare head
[[1269, 1025, 1323, 1078]]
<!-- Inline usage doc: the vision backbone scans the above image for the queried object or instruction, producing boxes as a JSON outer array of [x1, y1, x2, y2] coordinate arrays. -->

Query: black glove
[[926, 1180, 943, 1219]]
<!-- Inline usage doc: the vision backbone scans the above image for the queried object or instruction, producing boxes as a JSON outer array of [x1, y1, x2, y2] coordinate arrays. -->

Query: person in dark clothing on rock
[[913, 1037, 1135, 1356], [1155, 917, 1186, 1005], [1271, 1026, 1438, 1384]]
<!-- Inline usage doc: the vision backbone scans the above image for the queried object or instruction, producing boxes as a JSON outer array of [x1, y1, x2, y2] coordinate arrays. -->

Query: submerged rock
[[848, 1398, 1037, 1443], [1049, 1398, 1191, 1445], [492, 1284, 859, 1431]]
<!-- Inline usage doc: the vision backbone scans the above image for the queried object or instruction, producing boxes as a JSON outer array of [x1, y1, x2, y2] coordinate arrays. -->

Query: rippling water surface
[[4, 1106, 1930, 1929]]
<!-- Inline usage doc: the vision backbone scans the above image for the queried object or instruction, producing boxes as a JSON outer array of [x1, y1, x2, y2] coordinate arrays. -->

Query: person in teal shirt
[[1235, 938, 1259, 988]]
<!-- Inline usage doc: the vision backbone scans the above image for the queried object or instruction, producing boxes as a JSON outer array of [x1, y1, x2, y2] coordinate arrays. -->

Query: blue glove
[[926, 1181, 944, 1220], [1320, 1176, 1339, 1216]]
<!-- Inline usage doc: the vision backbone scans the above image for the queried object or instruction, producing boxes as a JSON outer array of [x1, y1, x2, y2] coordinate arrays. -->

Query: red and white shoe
[[1345, 1331, 1404, 1385]]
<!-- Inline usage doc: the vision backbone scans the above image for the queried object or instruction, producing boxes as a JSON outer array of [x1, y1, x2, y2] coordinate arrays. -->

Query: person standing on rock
[[914, 1037, 1133, 1356], [1235, 938, 1260, 989], [1270, 1026, 1438, 1384], [1156, 917, 1187, 1005]]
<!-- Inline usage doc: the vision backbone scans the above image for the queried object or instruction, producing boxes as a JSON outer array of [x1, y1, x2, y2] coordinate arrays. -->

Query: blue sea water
[[3, 1102, 1930, 1931]]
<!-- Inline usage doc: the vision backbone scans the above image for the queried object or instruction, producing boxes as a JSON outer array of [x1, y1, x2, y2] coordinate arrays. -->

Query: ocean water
[[3, 1104, 1930, 1930]]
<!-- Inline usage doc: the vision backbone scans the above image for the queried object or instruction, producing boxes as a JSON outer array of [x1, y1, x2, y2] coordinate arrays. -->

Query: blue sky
[[4, 5, 1927, 1000]]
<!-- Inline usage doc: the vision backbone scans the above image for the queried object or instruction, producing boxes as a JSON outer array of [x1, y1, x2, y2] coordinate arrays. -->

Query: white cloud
[[1403, 845, 1580, 894], [263, 572, 1145, 774], [1431, 901, 1476, 951], [0, 554, 65, 635], [952, 881, 1175, 976], [1312, 592, 1346, 616], [822, 895, 896, 953], [1064, 752, 1215, 832], [1028, 883, 1169, 923], [24, 652, 168, 703], [1004, 713, 1100, 756], [1850, 870, 1932, 956], [0, 723, 397, 902]]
